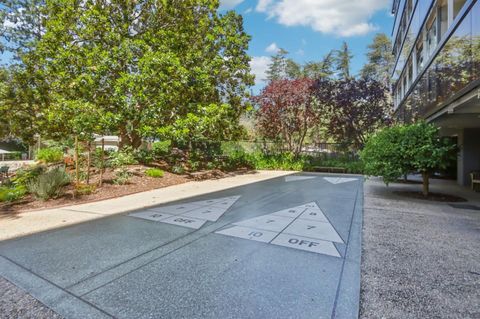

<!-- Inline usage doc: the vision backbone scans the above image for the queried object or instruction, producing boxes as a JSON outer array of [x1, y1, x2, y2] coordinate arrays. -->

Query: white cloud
[[219, 0, 244, 9], [244, 7, 253, 14], [255, 0, 390, 37], [265, 42, 280, 53], [250, 56, 271, 85]]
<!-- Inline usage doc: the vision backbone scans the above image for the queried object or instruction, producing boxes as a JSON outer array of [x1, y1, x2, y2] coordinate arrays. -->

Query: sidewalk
[[0, 170, 293, 241]]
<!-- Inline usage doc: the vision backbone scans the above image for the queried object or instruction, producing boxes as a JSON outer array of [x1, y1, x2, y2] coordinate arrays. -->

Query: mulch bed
[[0, 165, 256, 215], [1, 167, 189, 214], [393, 191, 467, 202]]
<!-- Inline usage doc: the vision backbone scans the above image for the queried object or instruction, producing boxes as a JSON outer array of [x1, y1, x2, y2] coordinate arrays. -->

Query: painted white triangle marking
[[323, 177, 358, 185], [216, 202, 343, 257], [285, 176, 317, 182], [129, 195, 241, 229]]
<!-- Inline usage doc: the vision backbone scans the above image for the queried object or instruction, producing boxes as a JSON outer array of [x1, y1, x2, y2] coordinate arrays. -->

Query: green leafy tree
[[361, 122, 457, 196], [335, 41, 353, 80], [360, 33, 394, 86], [303, 51, 335, 79], [266, 48, 301, 81], [1, 0, 253, 149]]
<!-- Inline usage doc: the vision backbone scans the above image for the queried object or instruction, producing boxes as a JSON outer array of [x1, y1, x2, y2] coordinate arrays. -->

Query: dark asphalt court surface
[[0, 173, 363, 319]]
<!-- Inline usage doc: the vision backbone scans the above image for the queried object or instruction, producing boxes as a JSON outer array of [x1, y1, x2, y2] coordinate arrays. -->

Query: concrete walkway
[[0, 170, 293, 241], [360, 177, 480, 318], [0, 172, 363, 319]]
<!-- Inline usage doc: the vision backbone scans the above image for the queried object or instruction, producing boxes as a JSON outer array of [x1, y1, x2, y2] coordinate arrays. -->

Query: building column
[[457, 128, 480, 187]]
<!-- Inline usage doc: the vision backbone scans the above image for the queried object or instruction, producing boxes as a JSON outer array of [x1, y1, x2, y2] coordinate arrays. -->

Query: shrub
[[75, 183, 96, 196], [12, 165, 46, 188], [134, 149, 154, 165], [109, 147, 137, 168], [152, 140, 172, 158], [145, 168, 164, 178], [36, 148, 64, 163], [27, 167, 71, 200], [361, 122, 456, 196], [0, 185, 27, 202], [113, 170, 131, 185], [172, 165, 185, 174]]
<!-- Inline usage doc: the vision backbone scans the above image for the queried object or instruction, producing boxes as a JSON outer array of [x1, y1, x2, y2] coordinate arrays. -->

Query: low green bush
[[0, 185, 27, 202], [152, 140, 172, 158], [75, 183, 96, 196], [113, 170, 131, 185], [145, 168, 164, 178], [134, 149, 154, 165], [171, 165, 185, 174], [36, 148, 64, 163], [27, 167, 71, 200], [12, 165, 46, 188], [109, 148, 138, 168]]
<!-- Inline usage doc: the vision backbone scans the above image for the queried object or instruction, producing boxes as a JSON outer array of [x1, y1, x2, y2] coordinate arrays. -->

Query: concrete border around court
[[0, 170, 295, 241]]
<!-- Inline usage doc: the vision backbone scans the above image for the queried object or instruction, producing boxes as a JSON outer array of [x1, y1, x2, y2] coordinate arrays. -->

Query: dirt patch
[[0, 167, 189, 214], [393, 191, 467, 202]]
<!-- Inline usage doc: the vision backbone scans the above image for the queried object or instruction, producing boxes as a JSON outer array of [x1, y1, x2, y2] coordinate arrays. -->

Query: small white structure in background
[[93, 135, 120, 151], [0, 149, 12, 161]]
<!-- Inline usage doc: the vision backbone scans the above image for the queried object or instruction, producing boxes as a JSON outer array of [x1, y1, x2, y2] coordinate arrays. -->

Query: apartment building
[[391, 0, 480, 186]]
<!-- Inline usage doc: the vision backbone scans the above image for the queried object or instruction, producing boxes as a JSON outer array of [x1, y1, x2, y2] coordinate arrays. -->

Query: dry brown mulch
[[393, 191, 467, 202], [0, 166, 189, 214]]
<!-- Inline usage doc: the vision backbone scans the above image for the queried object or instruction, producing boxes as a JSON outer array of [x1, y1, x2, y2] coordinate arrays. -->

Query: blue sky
[[1, 1, 394, 92], [219, 0, 394, 92]]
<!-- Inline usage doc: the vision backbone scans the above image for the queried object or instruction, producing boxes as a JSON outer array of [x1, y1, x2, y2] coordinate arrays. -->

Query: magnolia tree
[[254, 78, 332, 156], [361, 122, 457, 196], [0, 0, 254, 148]]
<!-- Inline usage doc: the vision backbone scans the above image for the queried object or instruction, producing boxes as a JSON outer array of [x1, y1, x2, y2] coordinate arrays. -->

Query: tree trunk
[[422, 171, 429, 197]]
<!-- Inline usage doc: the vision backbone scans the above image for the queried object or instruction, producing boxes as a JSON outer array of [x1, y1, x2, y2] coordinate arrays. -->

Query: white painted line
[[323, 177, 358, 185], [233, 214, 294, 232], [216, 226, 278, 243], [285, 176, 316, 182], [298, 207, 329, 223], [283, 219, 344, 243], [182, 206, 229, 222], [271, 234, 340, 257], [271, 207, 306, 218], [128, 211, 174, 222], [148, 203, 200, 215], [160, 216, 207, 229]]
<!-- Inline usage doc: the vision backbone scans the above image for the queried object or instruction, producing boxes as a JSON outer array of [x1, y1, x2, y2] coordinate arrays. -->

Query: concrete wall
[[457, 128, 480, 186]]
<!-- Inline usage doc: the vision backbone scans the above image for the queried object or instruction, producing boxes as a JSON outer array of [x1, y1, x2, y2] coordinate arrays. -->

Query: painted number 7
[[248, 231, 263, 237]]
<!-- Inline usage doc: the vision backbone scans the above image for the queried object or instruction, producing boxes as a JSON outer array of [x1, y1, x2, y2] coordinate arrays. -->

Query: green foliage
[[12, 165, 46, 188], [1, 1, 253, 147], [152, 140, 172, 158], [361, 122, 456, 193], [0, 185, 27, 202], [134, 149, 154, 165], [109, 148, 136, 185], [36, 148, 64, 163], [171, 165, 185, 174], [27, 167, 71, 200], [109, 148, 137, 168], [113, 170, 131, 185], [145, 168, 164, 178], [75, 184, 96, 196]]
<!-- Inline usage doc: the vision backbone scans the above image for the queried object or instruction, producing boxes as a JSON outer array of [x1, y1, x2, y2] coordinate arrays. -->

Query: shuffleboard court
[[0, 173, 363, 319]]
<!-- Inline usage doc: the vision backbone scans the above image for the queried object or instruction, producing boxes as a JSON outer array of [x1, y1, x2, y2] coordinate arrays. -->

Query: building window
[[453, 0, 467, 19], [416, 41, 424, 74], [439, 0, 448, 39], [426, 16, 438, 57]]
